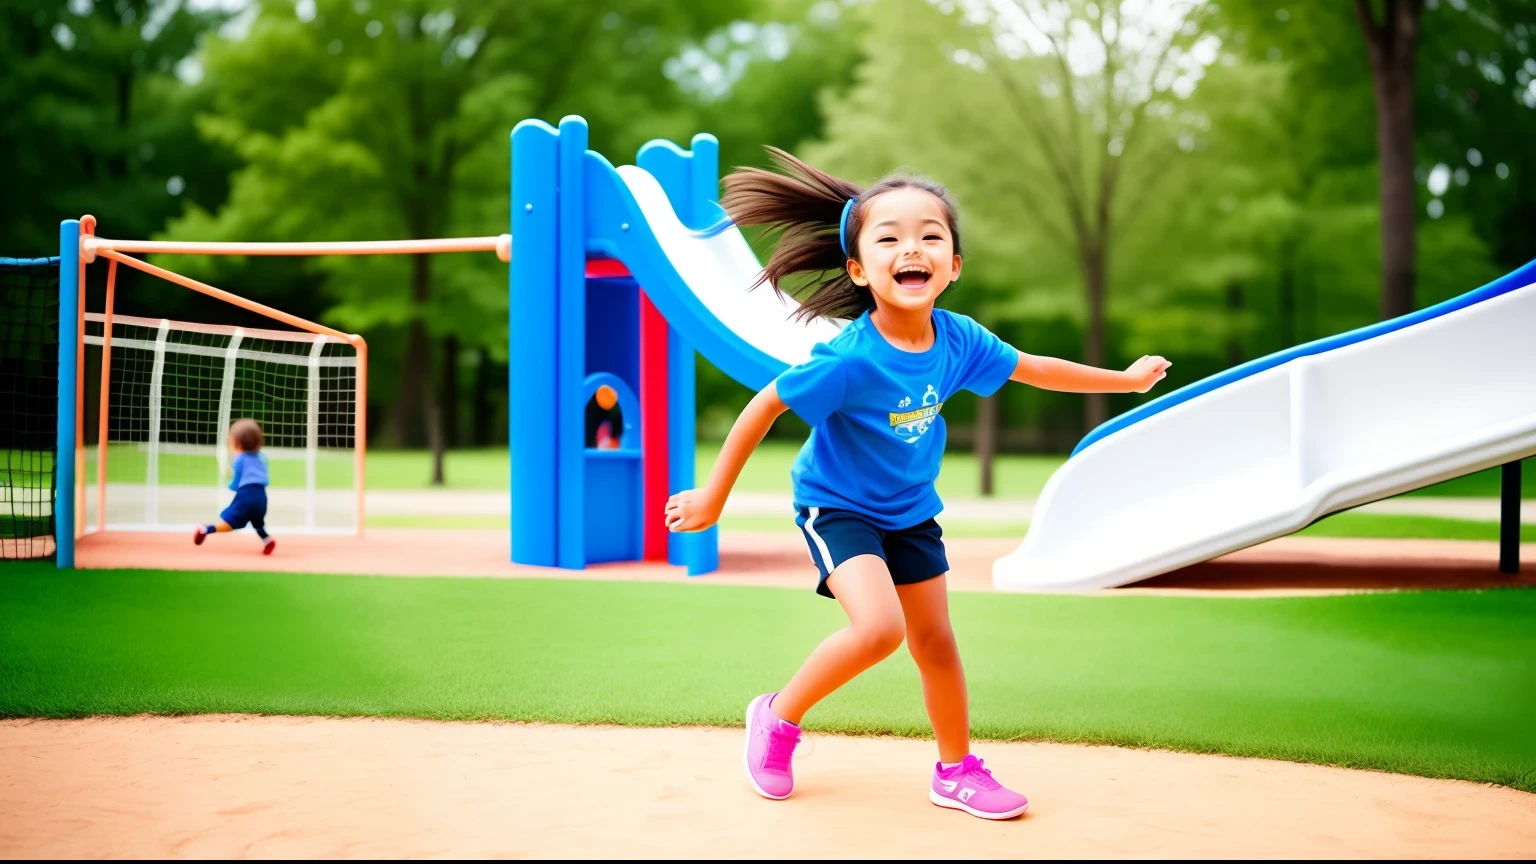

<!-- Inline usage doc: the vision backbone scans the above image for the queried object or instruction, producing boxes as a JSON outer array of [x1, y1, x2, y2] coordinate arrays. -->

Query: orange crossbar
[[86, 234, 513, 263], [98, 249, 355, 341]]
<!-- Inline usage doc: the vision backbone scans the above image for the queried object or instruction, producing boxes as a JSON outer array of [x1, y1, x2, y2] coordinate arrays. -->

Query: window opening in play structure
[[585, 385, 624, 450]]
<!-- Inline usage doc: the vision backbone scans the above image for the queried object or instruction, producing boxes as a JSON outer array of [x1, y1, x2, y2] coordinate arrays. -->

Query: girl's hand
[[1125, 355, 1171, 393], [665, 489, 723, 533]]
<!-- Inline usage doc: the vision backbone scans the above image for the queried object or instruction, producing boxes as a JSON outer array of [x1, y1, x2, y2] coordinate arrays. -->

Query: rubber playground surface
[[3, 529, 1533, 858], [72, 526, 1536, 596]]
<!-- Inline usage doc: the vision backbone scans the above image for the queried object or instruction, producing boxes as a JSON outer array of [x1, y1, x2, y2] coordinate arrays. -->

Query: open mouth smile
[[894, 265, 932, 289]]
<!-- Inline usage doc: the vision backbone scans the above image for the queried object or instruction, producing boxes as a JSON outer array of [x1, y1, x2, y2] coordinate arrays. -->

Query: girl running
[[665, 149, 1170, 820]]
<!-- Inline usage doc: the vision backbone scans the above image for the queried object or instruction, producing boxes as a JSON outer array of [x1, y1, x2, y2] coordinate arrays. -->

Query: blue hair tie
[[837, 198, 856, 256]]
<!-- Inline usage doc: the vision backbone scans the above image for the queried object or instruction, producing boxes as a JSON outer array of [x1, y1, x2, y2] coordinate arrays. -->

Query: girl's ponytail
[[721, 147, 869, 322]]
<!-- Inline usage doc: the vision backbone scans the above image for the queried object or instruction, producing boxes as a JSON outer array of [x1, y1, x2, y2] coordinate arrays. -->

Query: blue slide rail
[[1072, 258, 1536, 457]]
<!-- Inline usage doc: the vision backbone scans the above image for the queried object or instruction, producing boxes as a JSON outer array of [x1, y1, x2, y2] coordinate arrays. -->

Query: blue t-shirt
[[229, 451, 270, 490], [774, 309, 1018, 529]]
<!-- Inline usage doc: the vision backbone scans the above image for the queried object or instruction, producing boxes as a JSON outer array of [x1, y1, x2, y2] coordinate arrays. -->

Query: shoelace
[[763, 727, 800, 772], [959, 756, 1001, 790]]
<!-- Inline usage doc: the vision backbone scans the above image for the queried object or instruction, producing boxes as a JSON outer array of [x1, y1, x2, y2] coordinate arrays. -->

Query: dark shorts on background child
[[794, 506, 949, 599], [220, 485, 268, 530]]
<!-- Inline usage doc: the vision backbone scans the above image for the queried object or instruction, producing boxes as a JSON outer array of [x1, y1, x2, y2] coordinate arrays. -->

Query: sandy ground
[[2, 715, 1533, 859], [77, 528, 1536, 596]]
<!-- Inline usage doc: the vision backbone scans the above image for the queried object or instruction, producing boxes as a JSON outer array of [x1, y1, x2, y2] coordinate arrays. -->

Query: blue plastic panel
[[56, 222, 79, 569], [509, 120, 560, 566]]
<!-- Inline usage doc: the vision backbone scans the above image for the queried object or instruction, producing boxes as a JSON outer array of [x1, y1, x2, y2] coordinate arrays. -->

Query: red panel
[[638, 290, 670, 561], [586, 259, 631, 279]]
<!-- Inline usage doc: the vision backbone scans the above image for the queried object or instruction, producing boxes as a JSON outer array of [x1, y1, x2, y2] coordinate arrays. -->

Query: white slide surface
[[614, 165, 841, 389], [993, 276, 1536, 592]]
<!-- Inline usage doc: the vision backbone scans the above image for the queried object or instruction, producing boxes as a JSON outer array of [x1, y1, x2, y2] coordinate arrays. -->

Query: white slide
[[993, 269, 1536, 592], [609, 164, 841, 391]]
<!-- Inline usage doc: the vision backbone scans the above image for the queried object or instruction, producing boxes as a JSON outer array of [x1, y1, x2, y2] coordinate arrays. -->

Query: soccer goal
[[80, 248, 368, 536], [83, 312, 362, 534], [53, 216, 510, 564]]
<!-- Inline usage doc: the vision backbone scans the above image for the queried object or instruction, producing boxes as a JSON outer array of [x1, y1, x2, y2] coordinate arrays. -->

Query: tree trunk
[[394, 254, 431, 449], [977, 394, 998, 497], [441, 335, 460, 450], [1083, 247, 1109, 432], [1278, 240, 1297, 348], [1373, 68, 1417, 319], [471, 349, 491, 448], [1225, 281, 1245, 368], [422, 263, 444, 485], [1355, 0, 1422, 321]]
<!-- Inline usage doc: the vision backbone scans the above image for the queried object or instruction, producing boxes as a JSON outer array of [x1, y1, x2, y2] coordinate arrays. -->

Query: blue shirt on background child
[[228, 451, 270, 490]]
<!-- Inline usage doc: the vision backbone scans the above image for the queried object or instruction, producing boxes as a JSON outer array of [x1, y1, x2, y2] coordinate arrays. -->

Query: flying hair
[[719, 147, 962, 322]]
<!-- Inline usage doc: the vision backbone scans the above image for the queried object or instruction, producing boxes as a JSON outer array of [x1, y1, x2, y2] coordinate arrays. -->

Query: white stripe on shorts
[[803, 506, 836, 573]]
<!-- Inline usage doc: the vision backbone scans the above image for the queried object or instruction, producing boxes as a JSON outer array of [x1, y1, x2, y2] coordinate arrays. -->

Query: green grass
[[364, 445, 1535, 500], [1299, 512, 1536, 543], [719, 512, 1534, 543], [361, 443, 1064, 497], [33, 445, 1536, 499], [366, 448, 510, 490], [82, 445, 356, 489], [361, 510, 1533, 544], [1, 564, 1532, 791]]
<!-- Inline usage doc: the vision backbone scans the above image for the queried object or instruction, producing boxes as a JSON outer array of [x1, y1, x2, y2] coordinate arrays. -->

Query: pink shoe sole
[[929, 788, 1029, 820]]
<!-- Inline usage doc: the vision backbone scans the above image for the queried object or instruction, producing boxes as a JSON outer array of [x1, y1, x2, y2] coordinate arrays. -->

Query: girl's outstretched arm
[[1010, 351, 1171, 394], [665, 382, 789, 532]]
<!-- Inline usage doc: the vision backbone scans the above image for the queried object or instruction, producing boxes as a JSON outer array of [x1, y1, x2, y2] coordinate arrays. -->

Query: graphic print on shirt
[[890, 384, 942, 445]]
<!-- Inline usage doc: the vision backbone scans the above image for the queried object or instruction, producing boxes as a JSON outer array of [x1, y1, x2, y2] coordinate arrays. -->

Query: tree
[[1414, 0, 1536, 275], [1353, 0, 1425, 320], [0, 0, 229, 257], [814, 0, 1221, 444], [166, 0, 744, 484]]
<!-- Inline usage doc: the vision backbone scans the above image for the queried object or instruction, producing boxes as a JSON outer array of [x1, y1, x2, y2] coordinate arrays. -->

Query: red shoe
[[262, 538, 276, 555], [194, 526, 207, 546]]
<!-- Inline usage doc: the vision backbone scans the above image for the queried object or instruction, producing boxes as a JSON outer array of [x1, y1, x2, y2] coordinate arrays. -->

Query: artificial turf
[[2, 562, 1532, 791]]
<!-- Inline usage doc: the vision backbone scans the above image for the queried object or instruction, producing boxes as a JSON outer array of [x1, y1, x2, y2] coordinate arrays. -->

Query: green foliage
[[4, 0, 1529, 451], [0, 0, 232, 256]]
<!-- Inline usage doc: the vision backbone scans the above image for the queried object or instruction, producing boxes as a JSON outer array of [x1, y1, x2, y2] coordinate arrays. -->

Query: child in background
[[195, 418, 276, 555], [665, 149, 1169, 820]]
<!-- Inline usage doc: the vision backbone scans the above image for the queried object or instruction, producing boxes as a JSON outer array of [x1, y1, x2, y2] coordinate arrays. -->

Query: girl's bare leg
[[770, 555, 906, 724], [896, 574, 969, 763]]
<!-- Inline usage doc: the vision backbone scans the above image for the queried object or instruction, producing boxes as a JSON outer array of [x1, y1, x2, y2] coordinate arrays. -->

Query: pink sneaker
[[930, 755, 1028, 820], [744, 692, 800, 799]]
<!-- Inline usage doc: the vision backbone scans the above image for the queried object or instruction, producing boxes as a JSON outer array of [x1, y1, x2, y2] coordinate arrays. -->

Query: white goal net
[[83, 312, 361, 534]]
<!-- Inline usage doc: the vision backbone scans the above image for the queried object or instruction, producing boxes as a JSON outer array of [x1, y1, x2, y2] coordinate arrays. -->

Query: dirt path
[[1, 715, 1531, 859]]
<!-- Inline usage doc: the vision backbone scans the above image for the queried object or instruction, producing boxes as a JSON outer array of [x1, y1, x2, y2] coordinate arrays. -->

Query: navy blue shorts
[[794, 506, 949, 599], [220, 485, 268, 530]]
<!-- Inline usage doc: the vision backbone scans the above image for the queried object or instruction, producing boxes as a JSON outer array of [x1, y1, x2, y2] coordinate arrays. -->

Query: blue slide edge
[[1071, 258, 1536, 457]]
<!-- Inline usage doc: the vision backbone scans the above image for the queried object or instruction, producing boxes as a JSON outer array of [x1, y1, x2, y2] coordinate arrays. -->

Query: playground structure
[[49, 115, 837, 577], [37, 114, 1532, 587]]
